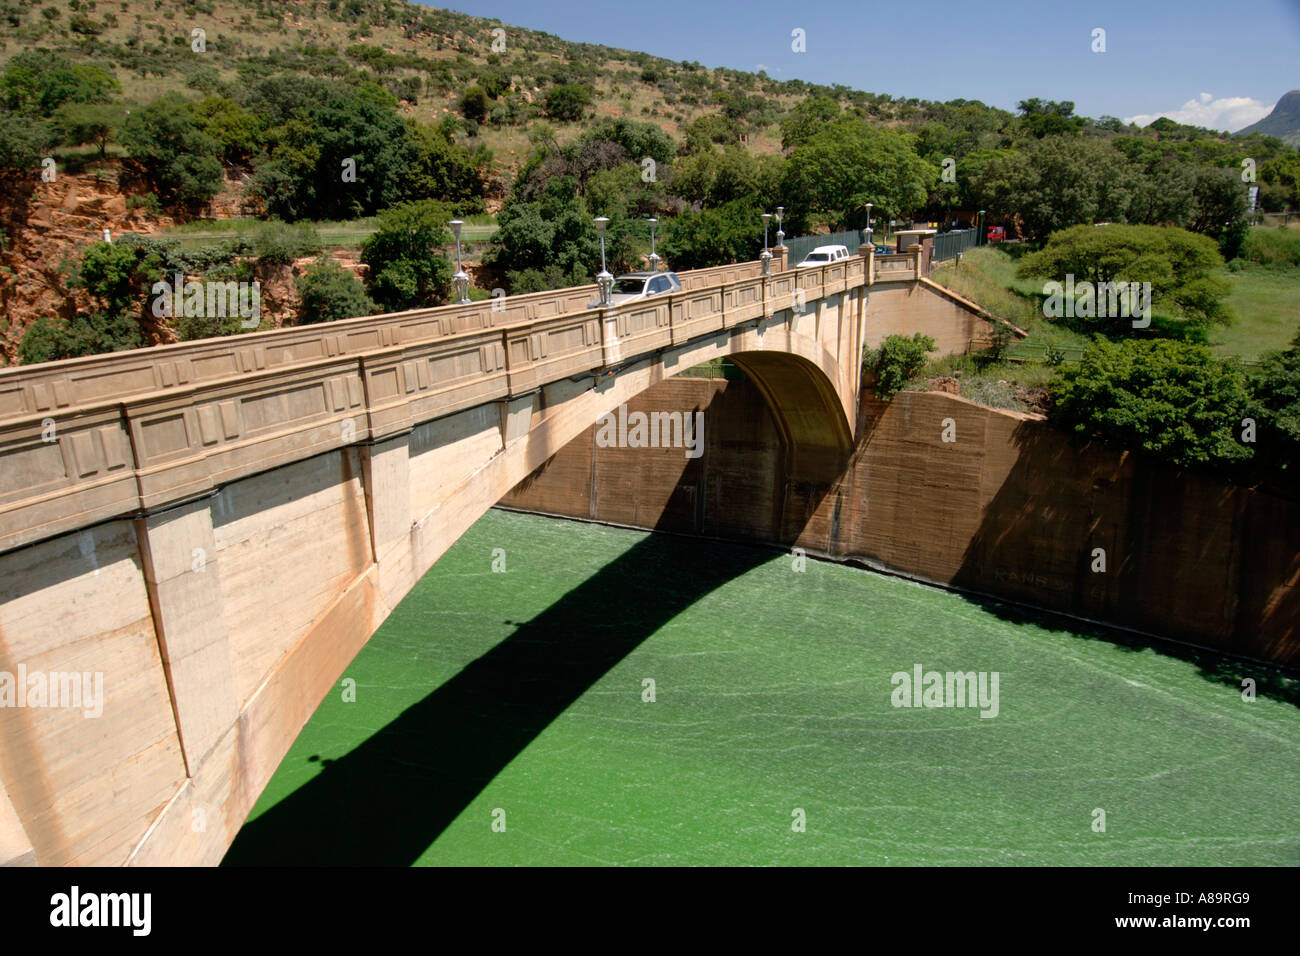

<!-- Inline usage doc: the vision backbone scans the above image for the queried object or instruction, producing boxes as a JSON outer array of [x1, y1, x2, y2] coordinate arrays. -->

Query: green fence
[[932, 228, 978, 263]]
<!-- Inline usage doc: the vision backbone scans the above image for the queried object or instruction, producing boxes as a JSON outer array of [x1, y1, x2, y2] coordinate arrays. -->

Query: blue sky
[[430, 0, 1300, 131]]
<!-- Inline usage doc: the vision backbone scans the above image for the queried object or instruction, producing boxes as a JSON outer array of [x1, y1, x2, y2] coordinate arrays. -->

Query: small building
[[894, 228, 937, 253]]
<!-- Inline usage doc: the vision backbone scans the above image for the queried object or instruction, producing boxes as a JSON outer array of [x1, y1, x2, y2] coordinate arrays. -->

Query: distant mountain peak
[[1236, 90, 1300, 145]]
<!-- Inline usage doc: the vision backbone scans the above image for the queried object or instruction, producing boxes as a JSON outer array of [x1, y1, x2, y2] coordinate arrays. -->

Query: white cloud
[[1123, 93, 1272, 133]]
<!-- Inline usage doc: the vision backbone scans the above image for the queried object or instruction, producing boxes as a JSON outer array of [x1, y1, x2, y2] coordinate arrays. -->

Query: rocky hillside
[[0, 165, 358, 363], [1236, 90, 1300, 147]]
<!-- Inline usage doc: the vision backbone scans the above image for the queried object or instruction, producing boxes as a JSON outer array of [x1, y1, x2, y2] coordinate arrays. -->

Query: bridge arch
[[0, 254, 912, 865]]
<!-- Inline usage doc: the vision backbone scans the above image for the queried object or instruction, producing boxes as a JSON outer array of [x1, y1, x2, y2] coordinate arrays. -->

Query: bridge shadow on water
[[222, 527, 774, 866]]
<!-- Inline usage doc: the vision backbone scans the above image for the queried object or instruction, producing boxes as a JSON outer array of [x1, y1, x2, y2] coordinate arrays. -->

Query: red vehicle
[[986, 226, 1006, 243]]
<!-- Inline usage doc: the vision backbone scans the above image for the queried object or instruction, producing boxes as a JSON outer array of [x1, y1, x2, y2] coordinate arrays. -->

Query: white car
[[588, 271, 683, 309], [795, 245, 850, 268]]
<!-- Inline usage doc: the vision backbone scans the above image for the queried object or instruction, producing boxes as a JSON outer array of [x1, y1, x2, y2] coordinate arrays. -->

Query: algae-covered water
[[224, 509, 1300, 866]]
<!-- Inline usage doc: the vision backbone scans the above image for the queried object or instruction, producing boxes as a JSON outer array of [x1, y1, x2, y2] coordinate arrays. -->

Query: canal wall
[[500, 376, 1299, 667]]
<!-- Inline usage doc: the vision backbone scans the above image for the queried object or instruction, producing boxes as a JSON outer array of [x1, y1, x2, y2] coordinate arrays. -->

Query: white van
[[795, 245, 850, 268]]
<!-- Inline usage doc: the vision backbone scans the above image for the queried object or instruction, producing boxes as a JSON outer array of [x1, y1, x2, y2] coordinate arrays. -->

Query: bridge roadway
[[0, 244, 989, 865]]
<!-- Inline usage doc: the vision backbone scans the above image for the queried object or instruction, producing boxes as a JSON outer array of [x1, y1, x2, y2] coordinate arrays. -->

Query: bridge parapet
[[873, 252, 922, 281], [0, 257, 868, 555]]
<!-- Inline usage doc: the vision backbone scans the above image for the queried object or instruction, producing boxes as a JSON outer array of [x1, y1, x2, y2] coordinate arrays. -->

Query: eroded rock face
[[0, 166, 367, 364], [0, 165, 176, 364]]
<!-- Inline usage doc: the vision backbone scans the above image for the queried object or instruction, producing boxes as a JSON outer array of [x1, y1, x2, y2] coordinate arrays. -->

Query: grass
[[929, 246, 1092, 355], [905, 352, 1055, 413], [223, 509, 1300, 866], [1212, 263, 1300, 359], [932, 243, 1300, 362], [158, 216, 498, 252]]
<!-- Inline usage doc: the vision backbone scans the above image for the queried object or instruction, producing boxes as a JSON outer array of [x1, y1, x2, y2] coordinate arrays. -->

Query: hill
[[0, 0, 1295, 367], [1236, 90, 1300, 146]]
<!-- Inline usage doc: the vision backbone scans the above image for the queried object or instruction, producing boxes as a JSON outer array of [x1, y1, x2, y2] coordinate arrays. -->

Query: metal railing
[[931, 228, 978, 263]]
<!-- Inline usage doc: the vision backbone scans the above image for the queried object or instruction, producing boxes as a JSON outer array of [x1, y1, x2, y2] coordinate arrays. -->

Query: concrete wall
[[502, 376, 1299, 667], [865, 279, 993, 354]]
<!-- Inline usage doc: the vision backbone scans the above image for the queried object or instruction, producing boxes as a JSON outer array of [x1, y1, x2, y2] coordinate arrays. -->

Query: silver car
[[588, 271, 683, 308]]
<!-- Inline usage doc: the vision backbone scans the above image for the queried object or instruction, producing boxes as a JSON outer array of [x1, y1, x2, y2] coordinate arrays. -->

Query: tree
[[782, 118, 935, 227], [1016, 98, 1086, 139], [1258, 154, 1300, 212], [0, 51, 119, 117], [659, 194, 765, 270], [0, 112, 54, 170], [1017, 224, 1232, 334], [960, 148, 1033, 221], [52, 102, 124, 157], [253, 82, 413, 221], [488, 176, 607, 290], [1188, 166, 1249, 259], [585, 163, 661, 220], [73, 241, 143, 313], [459, 84, 489, 123], [544, 83, 592, 121], [1247, 331, 1300, 475], [579, 117, 675, 169], [296, 257, 376, 323], [360, 200, 454, 310], [1049, 338, 1253, 470], [779, 95, 839, 151], [188, 96, 263, 165], [120, 94, 223, 206], [1017, 136, 1136, 236], [398, 121, 487, 209]]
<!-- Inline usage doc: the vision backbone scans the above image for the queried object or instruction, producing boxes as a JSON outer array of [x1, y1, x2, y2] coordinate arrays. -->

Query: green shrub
[[126, 193, 163, 216], [1240, 228, 1300, 268], [870, 333, 937, 399], [1247, 331, 1300, 474], [295, 257, 375, 323], [1049, 337, 1252, 471], [544, 83, 593, 121], [360, 200, 453, 310], [19, 311, 143, 365], [248, 221, 322, 265]]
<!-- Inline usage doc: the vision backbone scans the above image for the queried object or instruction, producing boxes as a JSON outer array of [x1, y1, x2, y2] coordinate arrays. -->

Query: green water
[[224, 509, 1300, 866]]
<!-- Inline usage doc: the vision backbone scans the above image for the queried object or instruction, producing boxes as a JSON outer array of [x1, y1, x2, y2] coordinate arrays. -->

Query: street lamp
[[760, 212, 772, 276], [864, 202, 873, 248], [977, 209, 986, 246], [775, 206, 785, 249], [646, 217, 660, 273], [594, 216, 613, 306], [450, 219, 470, 304]]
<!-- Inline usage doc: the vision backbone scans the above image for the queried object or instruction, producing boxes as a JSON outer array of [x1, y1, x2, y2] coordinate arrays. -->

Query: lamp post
[[977, 209, 986, 246], [864, 202, 873, 248], [775, 206, 785, 249], [647, 217, 660, 273], [760, 212, 772, 276], [450, 219, 470, 304], [594, 216, 613, 306]]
